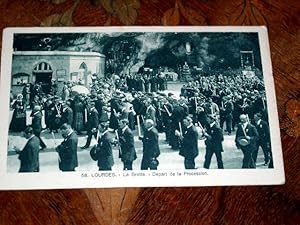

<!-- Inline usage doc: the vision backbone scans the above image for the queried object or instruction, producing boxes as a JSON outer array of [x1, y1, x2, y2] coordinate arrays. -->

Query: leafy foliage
[[162, 0, 206, 25], [40, 0, 79, 26], [91, 0, 140, 25], [13, 32, 262, 71]]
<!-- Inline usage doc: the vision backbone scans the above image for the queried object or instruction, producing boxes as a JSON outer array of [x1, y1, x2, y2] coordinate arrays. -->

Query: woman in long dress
[[9, 94, 27, 132], [73, 95, 85, 134]]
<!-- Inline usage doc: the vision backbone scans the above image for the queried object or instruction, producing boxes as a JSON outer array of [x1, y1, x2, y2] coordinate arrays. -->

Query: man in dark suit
[[117, 119, 137, 170], [56, 123, 78, 171], [95, 94, 104, 118], [203, 115, 224, 169], [235, 114, 259, 168], [30, 105, 46, 150], [204, 98, 219, 118], [160, 97, 173, 145], [15, 127, 40, 172], [179, 116, 199, 169], [49, 96, 63, 132], [61, 101, 73, 127], [93, 123, 114, 171], [144, 99, 156, 126], [220, 96, 234, 135], [189, 92, 201, 122], [170, 100, 187, 150], [140, 119, 160, 170], [253, 113, 272, 167], [82, 102, 99, 149], [109, 93, 123, 130]]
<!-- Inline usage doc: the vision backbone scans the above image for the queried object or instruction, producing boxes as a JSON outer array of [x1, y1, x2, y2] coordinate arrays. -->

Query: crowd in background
[[9, 70, 272, 171]]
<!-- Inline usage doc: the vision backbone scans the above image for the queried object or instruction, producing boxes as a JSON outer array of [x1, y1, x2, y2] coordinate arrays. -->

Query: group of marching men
[[12, 73, 273, 172]]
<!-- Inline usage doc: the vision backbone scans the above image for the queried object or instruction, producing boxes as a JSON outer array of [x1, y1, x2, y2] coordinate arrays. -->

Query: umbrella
[[71, 85, 90, 95]]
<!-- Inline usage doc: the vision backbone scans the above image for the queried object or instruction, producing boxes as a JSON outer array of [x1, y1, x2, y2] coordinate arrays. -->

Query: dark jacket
[[179, 125, 199, 159], [144, 105, 156, 124], [118, 127, 137, 162], [255, 120, 270, 144], [223, 101, 234, 117], [205, 122, 224, 152], [18, 136, 40, 172], [31, 111, 43, 134], [142, 127, 160, 159], [57, 131, 78, 171], [109, 98, 123, 130], [86, 108, 99, 132], [49, 103, 63, 130], [61, 106, 74, 126], [171, 104, 187, 124], [96, 131, 114, 168], [95, 98, 104, 117]]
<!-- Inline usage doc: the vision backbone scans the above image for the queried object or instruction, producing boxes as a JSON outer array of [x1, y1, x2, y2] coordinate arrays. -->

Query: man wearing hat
[[82, 101, 99, 149], [203, 115, 224, 169]]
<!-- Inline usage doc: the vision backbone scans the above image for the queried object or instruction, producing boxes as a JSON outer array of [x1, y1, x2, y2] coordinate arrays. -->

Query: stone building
[[11, 51, 105, 95]]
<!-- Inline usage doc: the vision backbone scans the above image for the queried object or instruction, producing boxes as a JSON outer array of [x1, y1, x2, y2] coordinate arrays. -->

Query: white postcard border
[[0, 26, 285, 190]]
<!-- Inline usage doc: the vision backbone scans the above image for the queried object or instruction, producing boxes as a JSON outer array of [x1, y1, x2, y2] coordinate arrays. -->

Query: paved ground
[[7, 131, 268, 172], [7, 82, 268, 172]]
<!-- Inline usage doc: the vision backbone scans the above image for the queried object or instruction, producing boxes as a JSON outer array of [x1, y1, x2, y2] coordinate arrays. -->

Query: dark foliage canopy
[[13, 32, 262, 72]]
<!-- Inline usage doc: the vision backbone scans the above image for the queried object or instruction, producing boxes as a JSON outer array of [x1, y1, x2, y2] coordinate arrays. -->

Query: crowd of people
[[9, 70, 273, 172]]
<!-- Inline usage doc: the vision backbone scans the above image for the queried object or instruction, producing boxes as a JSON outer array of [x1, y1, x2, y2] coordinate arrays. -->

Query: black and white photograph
[[0, 27, 284, 189]]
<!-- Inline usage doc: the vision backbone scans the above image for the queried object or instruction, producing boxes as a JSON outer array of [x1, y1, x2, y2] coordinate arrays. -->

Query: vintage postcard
[[0, 26, 284, 189]]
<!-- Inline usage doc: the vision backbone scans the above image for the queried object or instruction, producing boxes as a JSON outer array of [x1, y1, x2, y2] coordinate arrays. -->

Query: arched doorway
[[33, 62, 53, 94]]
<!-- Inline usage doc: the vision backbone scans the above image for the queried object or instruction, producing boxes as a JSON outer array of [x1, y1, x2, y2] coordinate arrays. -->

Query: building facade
[[11, 51, 105, 95]]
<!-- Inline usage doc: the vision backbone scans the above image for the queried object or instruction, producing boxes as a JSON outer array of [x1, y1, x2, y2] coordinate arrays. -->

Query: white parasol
[[71, 85, 90, 95]]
